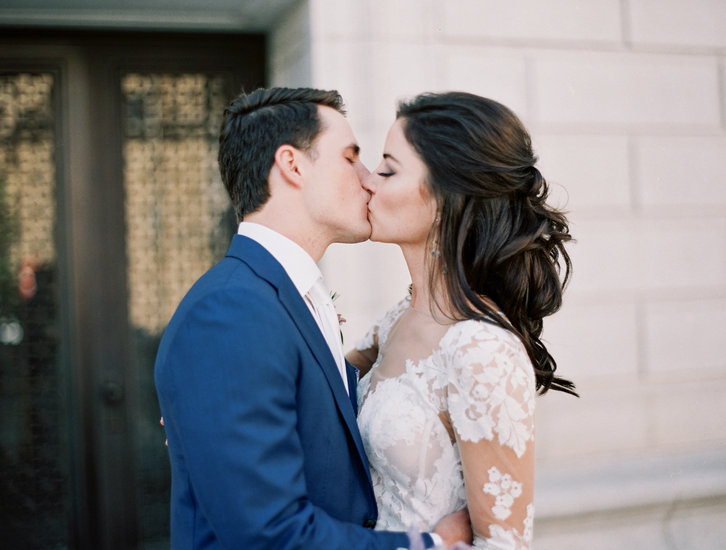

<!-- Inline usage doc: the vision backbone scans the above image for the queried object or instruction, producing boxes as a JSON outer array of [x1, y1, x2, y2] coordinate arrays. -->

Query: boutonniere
[[331, 291, 345, 343]]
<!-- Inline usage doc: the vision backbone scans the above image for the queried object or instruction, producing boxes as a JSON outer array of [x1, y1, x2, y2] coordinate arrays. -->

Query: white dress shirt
[[237, 222, 348, 394]]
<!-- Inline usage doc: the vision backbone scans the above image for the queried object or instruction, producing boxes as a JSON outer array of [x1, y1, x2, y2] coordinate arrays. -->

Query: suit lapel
[[346, 361, 359, 416], [227, 235, 372, 476]]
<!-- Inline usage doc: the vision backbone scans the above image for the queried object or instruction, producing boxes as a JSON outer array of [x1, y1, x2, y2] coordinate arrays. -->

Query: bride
[[347, 92, 577, 549]]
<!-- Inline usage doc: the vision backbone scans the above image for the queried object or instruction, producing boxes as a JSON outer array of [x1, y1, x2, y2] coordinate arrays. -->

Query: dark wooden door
[[0, 30, 265, 549]]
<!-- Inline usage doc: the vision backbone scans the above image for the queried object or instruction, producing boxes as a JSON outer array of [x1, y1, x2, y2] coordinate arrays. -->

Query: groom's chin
[[334, 223, 372, 244], [351, 230, 373, 244], [352, 221, 373, 243]]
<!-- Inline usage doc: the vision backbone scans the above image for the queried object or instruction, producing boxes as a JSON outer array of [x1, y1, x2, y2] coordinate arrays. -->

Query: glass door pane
[[0, 72, 69, 549], [121, 72, 236, 549]]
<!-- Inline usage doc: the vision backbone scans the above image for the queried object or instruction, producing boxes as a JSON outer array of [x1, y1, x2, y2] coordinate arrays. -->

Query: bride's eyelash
[[378, 171, 395, 177]]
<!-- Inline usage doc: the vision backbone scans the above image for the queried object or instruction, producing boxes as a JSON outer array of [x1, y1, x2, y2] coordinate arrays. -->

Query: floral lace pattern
[[483, 467, 522, 521], [355, 297, 411, 352], [478, 505, 534, 550], [356, 297, 535, 549], [444, 320, 535, 458]]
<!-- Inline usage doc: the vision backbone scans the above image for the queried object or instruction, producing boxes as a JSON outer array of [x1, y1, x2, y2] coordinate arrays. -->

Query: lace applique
[[444, 321, 534, 457], [354, 296, 410, 352], [483, 466, 522, 521], [357, 300, 535, 549], [475, 505, 534, 550]]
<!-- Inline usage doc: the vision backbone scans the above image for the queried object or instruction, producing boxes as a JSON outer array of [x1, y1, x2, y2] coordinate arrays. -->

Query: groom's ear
[[273, 144, 305, 189]]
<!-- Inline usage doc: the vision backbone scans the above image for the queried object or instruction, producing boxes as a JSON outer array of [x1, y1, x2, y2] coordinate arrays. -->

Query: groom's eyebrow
[[346, 143, 360, 157]]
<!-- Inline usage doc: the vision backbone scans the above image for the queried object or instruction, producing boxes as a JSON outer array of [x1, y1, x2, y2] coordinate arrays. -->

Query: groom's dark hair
[[218, 87, 346, 222]]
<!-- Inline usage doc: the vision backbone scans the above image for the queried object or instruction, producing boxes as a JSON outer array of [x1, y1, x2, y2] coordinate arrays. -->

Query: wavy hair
[[397, 92, 577, 396]]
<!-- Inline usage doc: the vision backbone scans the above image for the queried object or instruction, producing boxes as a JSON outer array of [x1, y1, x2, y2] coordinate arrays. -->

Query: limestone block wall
[[273, 0, 726, 547]]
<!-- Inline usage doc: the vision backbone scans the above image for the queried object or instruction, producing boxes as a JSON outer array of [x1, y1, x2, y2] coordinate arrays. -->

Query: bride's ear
[[273, 144, 305, 189]]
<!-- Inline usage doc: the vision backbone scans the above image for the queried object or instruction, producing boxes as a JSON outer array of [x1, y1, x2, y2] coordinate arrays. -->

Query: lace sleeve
[[444, 321, 536, 550]]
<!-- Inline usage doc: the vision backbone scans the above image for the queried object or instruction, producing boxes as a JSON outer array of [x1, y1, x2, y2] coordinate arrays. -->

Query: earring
[[432, 214, 442, 256], [431, 215, 441, 256], [431, 234, 440, 256]]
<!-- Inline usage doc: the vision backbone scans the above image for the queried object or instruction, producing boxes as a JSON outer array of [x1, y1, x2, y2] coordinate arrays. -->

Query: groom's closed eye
[[344, 143, 361, 164]]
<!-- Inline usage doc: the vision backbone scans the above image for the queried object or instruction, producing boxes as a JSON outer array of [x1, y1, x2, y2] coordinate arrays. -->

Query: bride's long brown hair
[[398, 92, 577, 396]]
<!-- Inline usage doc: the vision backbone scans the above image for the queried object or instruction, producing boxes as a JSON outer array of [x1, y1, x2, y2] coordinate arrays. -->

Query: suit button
[[363, 519, 376, 529]]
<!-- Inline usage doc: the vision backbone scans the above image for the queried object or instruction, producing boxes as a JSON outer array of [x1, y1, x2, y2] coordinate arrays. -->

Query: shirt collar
[[237, 222, 321, 297]]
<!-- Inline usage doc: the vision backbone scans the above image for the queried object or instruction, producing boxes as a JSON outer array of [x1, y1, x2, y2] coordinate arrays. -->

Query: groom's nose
[[355, 160, 370, 184], [362, 171, 376, 193]]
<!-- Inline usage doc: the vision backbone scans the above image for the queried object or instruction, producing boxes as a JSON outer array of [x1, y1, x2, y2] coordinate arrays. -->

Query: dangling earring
[[431, 216, 441, 256]]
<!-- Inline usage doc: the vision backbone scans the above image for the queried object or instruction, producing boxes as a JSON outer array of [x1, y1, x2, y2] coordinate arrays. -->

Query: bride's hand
[[432, 507, 472, 548], [345, 348, 378, 378]]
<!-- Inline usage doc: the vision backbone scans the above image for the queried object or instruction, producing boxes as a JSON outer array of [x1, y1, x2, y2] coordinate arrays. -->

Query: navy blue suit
[[155, 235, 413, 549]]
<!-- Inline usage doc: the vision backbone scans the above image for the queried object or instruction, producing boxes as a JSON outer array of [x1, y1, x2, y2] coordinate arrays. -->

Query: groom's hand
[[432, 507, 472, 548]]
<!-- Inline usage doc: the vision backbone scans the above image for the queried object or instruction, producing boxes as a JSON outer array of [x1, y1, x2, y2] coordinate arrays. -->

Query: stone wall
[[290, 1, 726, 547]]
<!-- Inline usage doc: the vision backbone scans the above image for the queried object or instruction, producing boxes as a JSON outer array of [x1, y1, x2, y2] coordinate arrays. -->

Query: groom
[[154, 87, 468, 549]]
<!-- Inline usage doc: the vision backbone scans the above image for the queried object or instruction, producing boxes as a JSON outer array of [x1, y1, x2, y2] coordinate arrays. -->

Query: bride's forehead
[[384, 119, 409, 147]]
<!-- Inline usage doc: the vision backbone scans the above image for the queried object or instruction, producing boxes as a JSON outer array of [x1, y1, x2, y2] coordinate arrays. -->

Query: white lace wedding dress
[[355, 297, 535, 550]]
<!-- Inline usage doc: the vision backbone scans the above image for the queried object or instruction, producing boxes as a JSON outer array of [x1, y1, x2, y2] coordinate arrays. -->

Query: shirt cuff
[[429, 532, 444, 548]]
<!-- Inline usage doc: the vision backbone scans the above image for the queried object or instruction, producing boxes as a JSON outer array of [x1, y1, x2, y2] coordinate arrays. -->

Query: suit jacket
[[154, 235, 413, 549]]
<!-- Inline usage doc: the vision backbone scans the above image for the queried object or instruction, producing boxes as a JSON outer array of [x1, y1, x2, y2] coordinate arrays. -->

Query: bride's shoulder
[[441, 318, 532, 371], [442, 319, 536, 410], [354, 295, 410, 351], [443, 317, 522, 350], [388, 294, 412, 318]]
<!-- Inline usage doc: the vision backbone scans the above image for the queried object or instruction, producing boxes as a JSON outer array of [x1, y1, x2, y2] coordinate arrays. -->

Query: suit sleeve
[[157, 285, 412, 550]]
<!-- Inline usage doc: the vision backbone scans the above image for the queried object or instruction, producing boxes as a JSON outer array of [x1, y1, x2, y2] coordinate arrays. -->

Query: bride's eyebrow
[[383, 153, 400, 164]]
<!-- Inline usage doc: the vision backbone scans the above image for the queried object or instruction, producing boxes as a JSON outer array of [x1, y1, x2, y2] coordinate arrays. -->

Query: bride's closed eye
[[377, 171, 395, 178]]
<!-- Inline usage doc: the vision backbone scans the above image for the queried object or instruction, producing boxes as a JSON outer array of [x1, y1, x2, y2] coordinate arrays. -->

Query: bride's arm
[[345, 347, 378, 378], [448, 326, 536, 549], [457, 436, 534, 548]]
